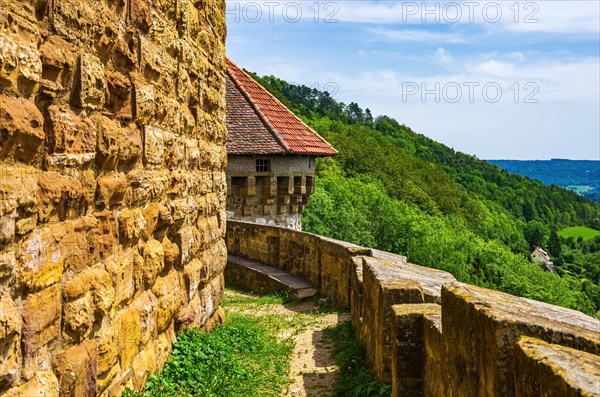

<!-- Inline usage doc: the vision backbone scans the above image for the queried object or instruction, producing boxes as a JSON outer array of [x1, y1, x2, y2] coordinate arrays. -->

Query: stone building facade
[[225, 59, 337, 230], [0, 0, 227, 395]]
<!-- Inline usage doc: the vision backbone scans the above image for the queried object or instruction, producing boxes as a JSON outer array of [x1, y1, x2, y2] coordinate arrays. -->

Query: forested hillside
[[489, 159, 600, 204], [247, 72, 600, 317]]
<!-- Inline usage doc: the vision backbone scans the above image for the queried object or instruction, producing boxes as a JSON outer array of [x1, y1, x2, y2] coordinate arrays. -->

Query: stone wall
[[0, 0, 227, 395], [226, 156, 316, 230], [226, 221, 600, 397]]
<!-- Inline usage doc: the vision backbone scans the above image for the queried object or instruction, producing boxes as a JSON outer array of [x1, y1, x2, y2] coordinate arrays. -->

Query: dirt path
[[285, 311, 350, 397], [223, 290, 350, 397]]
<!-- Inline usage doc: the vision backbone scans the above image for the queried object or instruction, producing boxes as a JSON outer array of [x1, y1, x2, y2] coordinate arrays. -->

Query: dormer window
[[256, 159, 270, 172]]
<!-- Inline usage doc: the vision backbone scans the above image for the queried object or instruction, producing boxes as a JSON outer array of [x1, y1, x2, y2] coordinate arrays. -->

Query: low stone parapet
[[226, 221, 600, 397]]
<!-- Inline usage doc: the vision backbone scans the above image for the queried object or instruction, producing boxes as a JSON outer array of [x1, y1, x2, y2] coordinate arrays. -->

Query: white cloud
[[367, 27, 466, 43], [333, 0, 599, 35], [322, 55, 599, 159], [468, 60, 517, 77], [502, 1, 600, 34], [435, 47, 454, 65]]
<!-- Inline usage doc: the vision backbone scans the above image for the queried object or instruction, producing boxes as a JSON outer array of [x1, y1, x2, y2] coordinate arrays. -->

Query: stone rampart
[[227, 220, 600, 397], [0, 0, 227, 395]]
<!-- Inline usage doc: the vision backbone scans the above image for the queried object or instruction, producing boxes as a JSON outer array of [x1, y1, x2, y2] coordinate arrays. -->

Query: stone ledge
[[516, 336, 600, 397], [362, 256, 455, 303], [442, 282, 600, 397], [225, 254, 317, 299]]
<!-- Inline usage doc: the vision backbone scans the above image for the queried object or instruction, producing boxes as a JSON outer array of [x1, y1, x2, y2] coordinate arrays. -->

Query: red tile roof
[[226, 59, 337, 157]]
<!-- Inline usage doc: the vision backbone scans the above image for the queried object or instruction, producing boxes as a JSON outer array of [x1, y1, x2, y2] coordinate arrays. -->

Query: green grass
[[221, 284, 295, 306], [123, 289, 383, 397], [122, 313, 293, 397], [323, 321, 392, 397], [558, 226, 600, 241]]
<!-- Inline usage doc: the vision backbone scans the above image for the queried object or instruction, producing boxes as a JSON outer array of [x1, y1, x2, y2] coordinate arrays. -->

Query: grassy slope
[[559, 226, 600, 241]]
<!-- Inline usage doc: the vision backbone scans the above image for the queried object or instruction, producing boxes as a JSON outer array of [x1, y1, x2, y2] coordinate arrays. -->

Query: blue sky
[[226, 1, 600, 160]]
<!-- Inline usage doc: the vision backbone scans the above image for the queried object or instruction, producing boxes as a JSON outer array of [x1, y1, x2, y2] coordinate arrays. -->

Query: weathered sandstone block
[[104, 71, 133, 119], [63, 292, 95, 340], [96, 322, 118, 378], [0, 32, 42, 97], [0, 295, 21, 390], [96, 116, 142, 170], [134, 291, 158, 348], [118, 208, 146, 245], [131, 343, 157, 391], [17, 227, 64, 291], [39, 35, 78, 88], [117, 306, 142, 371], [442, 282, 600, 397], [141, 239, 165, 287], [363, 257, 427, 382], [391, 304, 441, 397], [45, 105, 97, 155], [105, 249, 137, 312], [175, 226, 203, 266], [95, 172, 129, 209], [52, 340, 97, 397], [515, 336, 600, 397], [132, 79, 156, 124], [152, 270, 186, 332], [62, 264, 114, 338], [21, 284, 61, 379], [423, 314, 446, 397], [0, 94, 44, 163], [72, 53, 105, 109], [142, 125, 169, 166], [2, 370, 59, 397], [162, 236, 180, 269], [37, 171, 92, 222]]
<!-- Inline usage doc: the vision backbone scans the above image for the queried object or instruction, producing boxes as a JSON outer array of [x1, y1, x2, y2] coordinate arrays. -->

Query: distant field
[[558, 226, 600, 241], [567, 185, 594, 194]]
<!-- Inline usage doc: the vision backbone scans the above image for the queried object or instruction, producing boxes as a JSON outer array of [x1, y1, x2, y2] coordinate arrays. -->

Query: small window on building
[[256, 159, 270, 172]]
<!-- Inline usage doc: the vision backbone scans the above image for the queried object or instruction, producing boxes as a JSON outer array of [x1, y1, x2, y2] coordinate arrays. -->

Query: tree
[[364, 108, 374, 124], [522, 200, 536, 221], [547, 230, 562, 257], [524, 220, 549, 248], [346, 102, 364, 124]]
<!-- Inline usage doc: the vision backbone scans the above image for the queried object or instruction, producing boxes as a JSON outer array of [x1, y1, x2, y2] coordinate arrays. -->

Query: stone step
[[225, 255, 318, 300]]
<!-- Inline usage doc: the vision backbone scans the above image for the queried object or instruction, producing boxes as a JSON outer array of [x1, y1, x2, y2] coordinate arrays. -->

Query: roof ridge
[[226, 59, 290, 152], [226, 58, 338, 156]]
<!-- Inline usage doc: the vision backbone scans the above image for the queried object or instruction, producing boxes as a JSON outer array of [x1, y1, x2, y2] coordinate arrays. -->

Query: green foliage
[[122, 314, 292, 397], [248, 72, 600, 315], [524, 220, 549, 248], [547, 230, 562, 258], [303, 174, 595, 314], [559, 226, 600, 241], [323, 321, 392, 397]]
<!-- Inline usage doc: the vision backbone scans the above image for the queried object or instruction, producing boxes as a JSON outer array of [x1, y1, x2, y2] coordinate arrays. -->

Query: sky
[[225, 1, 600, 160]]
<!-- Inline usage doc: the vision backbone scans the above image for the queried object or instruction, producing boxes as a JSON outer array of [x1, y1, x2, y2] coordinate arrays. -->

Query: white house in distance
[[531, 246, 554, 272], [224, 59, 337, 230]]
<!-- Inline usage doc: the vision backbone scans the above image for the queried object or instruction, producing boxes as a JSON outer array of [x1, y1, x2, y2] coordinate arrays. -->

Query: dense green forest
[[246, 72, 600, 317], [489, 159, 600, 204]]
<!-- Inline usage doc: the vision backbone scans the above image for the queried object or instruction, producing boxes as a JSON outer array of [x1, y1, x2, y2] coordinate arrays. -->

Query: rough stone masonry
[[0, 0, 228, 395]]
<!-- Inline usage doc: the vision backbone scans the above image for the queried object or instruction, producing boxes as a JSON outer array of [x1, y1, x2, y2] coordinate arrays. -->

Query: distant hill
[[488, 159, 600, 204], [245, 70, 600, 316]]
